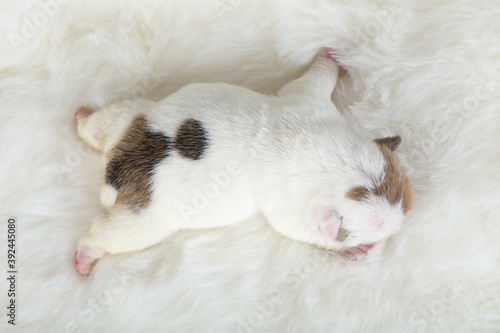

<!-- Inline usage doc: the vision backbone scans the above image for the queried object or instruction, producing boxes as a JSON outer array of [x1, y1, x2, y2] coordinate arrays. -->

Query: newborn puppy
[[74, 48, 412, 275]]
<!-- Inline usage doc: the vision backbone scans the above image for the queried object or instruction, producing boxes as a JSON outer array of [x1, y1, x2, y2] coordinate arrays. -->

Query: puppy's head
[[307, 135, 413, 250]]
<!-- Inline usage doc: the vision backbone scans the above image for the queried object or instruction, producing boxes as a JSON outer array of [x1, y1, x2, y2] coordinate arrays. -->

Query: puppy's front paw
[[342, 244, 372, 260]]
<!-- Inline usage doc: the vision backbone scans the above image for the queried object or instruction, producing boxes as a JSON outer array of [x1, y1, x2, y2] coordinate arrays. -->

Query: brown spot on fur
[[105, 116, 171, 211], [174, 119, 208, 160], [346, 186, 370, 201], [336, 227, 349, 242], [345, 143, 413, 214], [373, 185, 384, 197]]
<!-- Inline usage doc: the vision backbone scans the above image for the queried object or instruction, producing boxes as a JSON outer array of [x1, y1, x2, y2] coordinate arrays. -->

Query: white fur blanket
[[1, 1, 499, 332]]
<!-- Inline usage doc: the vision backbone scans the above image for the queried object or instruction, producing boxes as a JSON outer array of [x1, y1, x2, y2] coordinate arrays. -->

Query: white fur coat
[[1, 0, 499, 332]]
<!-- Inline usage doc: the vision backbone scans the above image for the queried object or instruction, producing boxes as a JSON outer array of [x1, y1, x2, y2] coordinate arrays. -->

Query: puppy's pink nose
[[75, 107, 90, 121]]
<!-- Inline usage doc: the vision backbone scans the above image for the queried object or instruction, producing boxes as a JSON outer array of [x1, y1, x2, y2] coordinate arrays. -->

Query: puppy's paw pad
[[75, 250, 97, 275]]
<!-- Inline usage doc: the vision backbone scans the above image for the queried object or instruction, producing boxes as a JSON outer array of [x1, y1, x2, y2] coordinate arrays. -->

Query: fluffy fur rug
[[1, 0, 499, 332]]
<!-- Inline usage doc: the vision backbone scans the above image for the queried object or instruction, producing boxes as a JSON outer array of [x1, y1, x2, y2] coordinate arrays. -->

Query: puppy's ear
[[374, 136, 401, 151]]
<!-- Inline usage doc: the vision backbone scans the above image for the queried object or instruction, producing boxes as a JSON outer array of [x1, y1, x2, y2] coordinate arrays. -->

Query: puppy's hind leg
[[75, 212, 177, 275], [278, 47, 343, 100], [74, 106, 107, 151], [74, 102, 139, 152]]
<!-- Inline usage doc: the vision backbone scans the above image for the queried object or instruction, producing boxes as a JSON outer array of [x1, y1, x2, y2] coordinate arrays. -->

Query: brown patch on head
[[346, 186, 370, 201], [105, 116, 172, 211], [345, 142, 413, 214], [174, 119, 208, 160]]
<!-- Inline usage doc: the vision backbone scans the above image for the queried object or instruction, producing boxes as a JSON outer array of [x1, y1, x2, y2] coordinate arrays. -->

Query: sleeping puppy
[[74, 47, 412, 275]]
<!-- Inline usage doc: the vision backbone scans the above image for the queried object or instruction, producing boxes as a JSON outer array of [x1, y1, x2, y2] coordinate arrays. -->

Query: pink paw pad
[[75, 107, 91, 121], [75, 250, 96, 275]]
